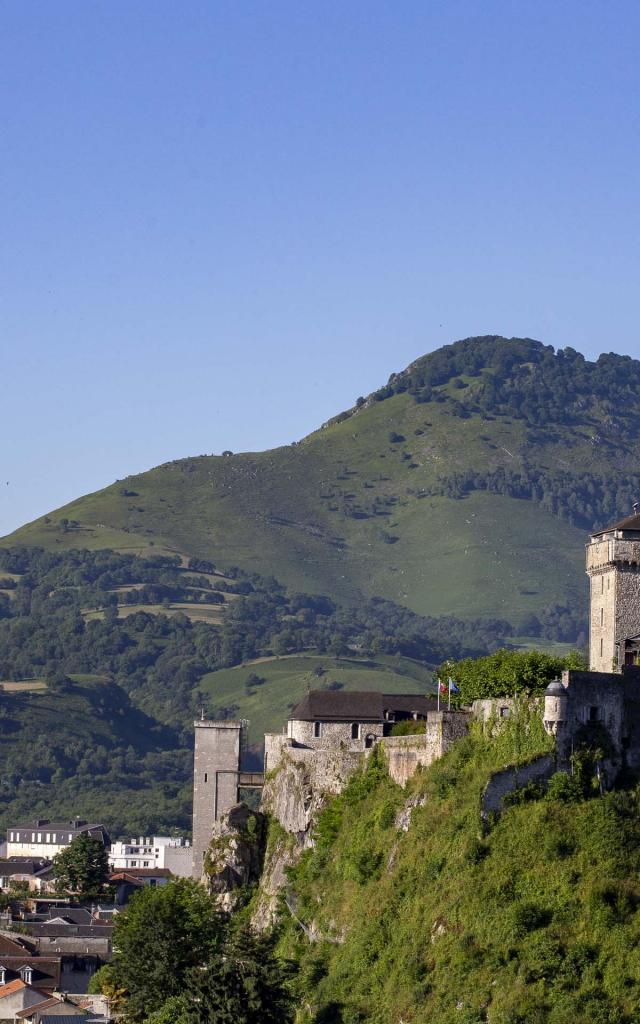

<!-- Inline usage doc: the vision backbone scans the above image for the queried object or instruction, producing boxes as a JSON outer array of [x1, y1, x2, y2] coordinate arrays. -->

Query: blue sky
[[2, 0, 640, 536]]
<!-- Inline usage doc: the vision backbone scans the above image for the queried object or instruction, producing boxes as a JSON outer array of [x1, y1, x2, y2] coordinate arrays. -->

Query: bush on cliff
[[440, 647, 587, 704]]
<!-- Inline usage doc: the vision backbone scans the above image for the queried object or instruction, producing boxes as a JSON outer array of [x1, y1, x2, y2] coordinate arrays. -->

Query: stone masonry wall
[[383, 712, 471, 787], [288, 719, 385, 750], [481, 755, 555, 820], [382, 736, 432, 786], [616, 567, 640, 661], [192, 721, 242, 879], [589, 567, 616, 672]]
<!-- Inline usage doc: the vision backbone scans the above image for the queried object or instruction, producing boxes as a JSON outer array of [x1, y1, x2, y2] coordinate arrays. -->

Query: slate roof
[[15, 996, 62, 1018], [21, 923, 112, 939], [38, 1017, 91, 1023], [44, 907, 93, 925], [0, 957, 61, 987], [0, 935, 36, 956], [289, 691, 437, 722], [0, 859, 51, 875], [593, 511, 640, 536]]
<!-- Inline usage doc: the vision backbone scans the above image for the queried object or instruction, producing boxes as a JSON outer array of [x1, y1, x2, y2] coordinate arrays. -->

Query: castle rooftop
[[289, 690, 437, 722], [592, 509, 640, 537]]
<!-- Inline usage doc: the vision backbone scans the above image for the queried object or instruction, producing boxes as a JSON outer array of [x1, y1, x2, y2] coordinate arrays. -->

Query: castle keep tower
[[586, 507, 640, 672], [191, 720, 243, 877]]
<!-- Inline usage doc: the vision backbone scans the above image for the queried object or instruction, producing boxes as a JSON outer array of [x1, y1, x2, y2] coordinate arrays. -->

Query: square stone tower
[[586, 507, 640, 672], [191, 720, 243, 878]]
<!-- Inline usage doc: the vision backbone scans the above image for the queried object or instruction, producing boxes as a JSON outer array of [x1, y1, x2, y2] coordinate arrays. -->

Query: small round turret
[[543, 678, 568, 735]]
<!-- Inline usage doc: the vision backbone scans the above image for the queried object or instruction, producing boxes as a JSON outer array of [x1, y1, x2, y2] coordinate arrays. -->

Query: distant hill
[[6, 336, 640, 629]]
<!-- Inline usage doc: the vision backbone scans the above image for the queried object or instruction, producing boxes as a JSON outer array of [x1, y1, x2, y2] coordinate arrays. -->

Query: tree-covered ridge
[[9, 335, 627, 626], [372, 335, 640, 431], [427, 467, 640, 532]]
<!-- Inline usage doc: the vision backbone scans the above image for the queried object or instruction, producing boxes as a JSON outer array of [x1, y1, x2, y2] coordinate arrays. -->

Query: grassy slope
[[2, 383, 595, 622], [199, 654, 433, 751], [277, 712, 640, 1024]]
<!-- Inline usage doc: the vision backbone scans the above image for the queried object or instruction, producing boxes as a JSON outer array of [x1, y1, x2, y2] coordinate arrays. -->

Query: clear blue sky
[[2, 0, 640, 536]]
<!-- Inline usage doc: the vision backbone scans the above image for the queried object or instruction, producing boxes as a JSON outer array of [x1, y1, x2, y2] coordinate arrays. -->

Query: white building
[[6, 819, 109, 860], [108, 836, 192, 878]]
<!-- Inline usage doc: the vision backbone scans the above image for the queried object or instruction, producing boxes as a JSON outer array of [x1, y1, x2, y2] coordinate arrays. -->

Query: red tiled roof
[[0, 978, 26, 997], [15, 996, 62, 1018]]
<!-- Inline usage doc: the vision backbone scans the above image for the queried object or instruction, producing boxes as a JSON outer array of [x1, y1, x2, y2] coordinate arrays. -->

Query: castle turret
[[586, 506, 640, 672], [543, 678, 568, 736]]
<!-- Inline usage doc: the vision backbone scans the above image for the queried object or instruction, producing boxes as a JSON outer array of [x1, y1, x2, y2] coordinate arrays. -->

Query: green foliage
[[273, 701, 640, 1023], [133, 921, 295, 1024], [0, 545, 516, 833], [442, 647, 587, 703], [389, 719, 425, 735], [111, 878, 224, 1023], [53, 833, 110, 898]]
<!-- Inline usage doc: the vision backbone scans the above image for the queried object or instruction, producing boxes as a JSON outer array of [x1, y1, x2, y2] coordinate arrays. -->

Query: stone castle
[[191, 506, 640, 877]]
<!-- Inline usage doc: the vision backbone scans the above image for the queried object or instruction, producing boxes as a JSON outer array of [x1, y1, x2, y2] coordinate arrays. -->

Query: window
[[20, 967, 33, 985], [0, 967, 5, 985], [68, 834, 72, 842], [351, 723, 360, 739], [600, 608, 604, 627], [365, 734, 376, 749], [600, 638, 604, 657], [601, 576, 604, 594], [52, 834, 56, 843], [314, 721, 322, 738], [31, 833, 35, 842], [204, 773, 208, 783], [37, 833, 42, 842], [589, 706, 600, 722], [500, 707, 511, 718], [46, 834, 51, 843]]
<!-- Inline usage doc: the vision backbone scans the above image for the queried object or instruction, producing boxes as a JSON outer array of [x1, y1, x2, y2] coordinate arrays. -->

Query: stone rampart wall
[[481, 754, 555, 820], [382, 712, 471, 786]]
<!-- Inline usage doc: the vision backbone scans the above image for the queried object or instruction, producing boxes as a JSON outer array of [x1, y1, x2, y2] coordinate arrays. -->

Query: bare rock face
[[203, 802, 267, 912], [251, 749, 361, 930]]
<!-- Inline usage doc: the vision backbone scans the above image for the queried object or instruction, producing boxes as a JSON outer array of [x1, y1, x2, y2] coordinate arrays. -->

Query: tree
[[53, 833, 109, 897], [111, 878, 224, 1022], [145, 927, 295, 1024]]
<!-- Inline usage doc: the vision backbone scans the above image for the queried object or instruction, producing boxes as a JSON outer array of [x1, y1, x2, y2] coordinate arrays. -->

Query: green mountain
[[7, 336, 640, 628]]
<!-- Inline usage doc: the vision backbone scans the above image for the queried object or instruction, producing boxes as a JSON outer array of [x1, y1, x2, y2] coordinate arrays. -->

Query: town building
[[6, 822, 109, 861], [108, 836, 191, 877], [0, 860, 53, 893]]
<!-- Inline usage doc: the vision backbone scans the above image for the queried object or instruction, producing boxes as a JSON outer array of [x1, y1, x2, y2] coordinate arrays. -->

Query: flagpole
[[448, 678, 451, 711], [437, 678, 440, 712]]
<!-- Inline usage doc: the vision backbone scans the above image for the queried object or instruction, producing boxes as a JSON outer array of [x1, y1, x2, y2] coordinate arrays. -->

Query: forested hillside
[[6, 337, 640, 627], [0, 546, 513, 834]]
